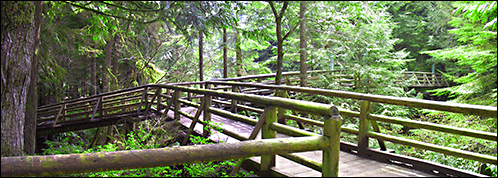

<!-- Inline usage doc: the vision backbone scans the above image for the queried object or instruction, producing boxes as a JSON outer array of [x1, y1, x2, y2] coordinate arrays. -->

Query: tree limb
[[97, 1, 162, 12], [63, 1, 163, 24], [279, 1, 288, 18], [269, 1, 279, 18], [283, 20, 301, 40]]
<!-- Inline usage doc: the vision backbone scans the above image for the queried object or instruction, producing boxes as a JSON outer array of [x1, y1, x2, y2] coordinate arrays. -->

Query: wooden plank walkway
[[168, 107, 436, 177]]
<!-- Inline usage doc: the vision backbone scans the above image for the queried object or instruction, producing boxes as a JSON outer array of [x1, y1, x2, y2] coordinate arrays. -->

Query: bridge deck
[[170, 107, 436, 177]]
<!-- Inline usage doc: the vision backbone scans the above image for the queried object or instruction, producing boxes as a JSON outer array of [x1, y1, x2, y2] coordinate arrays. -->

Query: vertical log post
[[322, 106, 341, 177], [277, 90, 289, 125], [157, 87, 163, 111], [173, 90, 181, 120], [98, 96, 103, 118], [261, 106, 277, 174], [358, 100, 371, 157], [62, 103, 66, 124], [137, 87, 148, 114], [231, 85, 238, 113], [203, 83, 212, 137], [187, 85, 192, 101]]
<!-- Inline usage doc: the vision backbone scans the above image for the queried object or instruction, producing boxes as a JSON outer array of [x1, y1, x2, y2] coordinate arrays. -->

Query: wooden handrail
[[205, 81, 496, 118], [1, 136, 329, 177], [29, 69, 491, 177]]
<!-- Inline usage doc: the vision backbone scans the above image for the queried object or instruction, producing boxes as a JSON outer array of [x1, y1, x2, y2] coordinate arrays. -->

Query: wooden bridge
[[401, 71, 449, 88], [2, 70, 495, 177]]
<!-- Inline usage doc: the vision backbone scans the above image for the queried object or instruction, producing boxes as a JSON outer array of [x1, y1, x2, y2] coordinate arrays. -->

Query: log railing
[[36, 86, 157, 135], [203, 80, 496, 176], [5, 84, 342, 177], [11, 70, 487, 177]]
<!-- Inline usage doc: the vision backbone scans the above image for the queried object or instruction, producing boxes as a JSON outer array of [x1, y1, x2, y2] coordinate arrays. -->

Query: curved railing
[[4, 83, 342, 177], [4, 70, 491, 177], [203, 80, 496, 176]]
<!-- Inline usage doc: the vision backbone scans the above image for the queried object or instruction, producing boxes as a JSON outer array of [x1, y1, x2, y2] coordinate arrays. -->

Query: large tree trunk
[[103, 34, 114, 93], [97, 32, 115, 147], [199, 31, 203, 84], [112, 34, 119, 90], [24, 1, 42, 156], [223, 28, 227, 78], [299, 1, 307, 87], [1, 1, 36, 156]]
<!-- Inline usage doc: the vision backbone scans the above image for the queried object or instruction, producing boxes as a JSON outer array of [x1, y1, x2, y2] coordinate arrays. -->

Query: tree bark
[[98, 32, 115, 147], [111, 34, 119, 90], [24, 1, 42, 156], [269, 1, 288, 86], [223, 28, 227, 78], [1, 1, 36, 156], [234, 21, 246, 77], [199, 31, 203, 83], [91, 57, 97, 95], [103, 34, 114, 93], [299, 1, 307, 87]]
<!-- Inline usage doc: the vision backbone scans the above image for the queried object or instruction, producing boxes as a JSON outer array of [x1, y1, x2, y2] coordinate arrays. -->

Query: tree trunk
[[269, 1, 288, 86], [1, 1, 36, 156], [112, 34, 119, 90], [199, 31, 203, 83], [299, 1, 307, 87], [98, 32, 115, 147], [235, 22, 246, 77], [91, 57, 97, 95], [24, 1, 42, 156], [103, 34, 114, 93], [223, 28, 227, 78]]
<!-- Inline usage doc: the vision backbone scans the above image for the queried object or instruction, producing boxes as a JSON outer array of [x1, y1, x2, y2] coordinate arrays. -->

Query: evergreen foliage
[[421, 1, 497, 106]]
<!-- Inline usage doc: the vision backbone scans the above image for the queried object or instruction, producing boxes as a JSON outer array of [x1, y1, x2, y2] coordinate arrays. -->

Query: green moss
[[1, 1, 35, 40]]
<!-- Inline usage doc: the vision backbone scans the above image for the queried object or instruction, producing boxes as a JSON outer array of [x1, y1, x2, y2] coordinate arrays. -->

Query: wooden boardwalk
[[169, 107, 435, 177]]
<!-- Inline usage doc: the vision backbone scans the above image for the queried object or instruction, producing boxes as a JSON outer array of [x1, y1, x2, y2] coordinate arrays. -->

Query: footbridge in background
[[2, 70, 495, 177]]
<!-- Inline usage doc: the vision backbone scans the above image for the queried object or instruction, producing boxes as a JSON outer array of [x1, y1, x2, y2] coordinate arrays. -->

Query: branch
[[97, 1, 162, 12], [279, 1, 288, 19], [63, 1, 163, 24], [269, 1, 279, 18], [283, 21, 301, 40]]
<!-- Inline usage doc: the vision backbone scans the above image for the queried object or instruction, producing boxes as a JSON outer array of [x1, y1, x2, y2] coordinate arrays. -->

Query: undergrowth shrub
[[41, 119, 253, 177]]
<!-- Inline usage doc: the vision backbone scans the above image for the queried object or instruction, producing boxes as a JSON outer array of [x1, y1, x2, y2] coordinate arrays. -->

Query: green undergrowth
[[40, 119, 254, 177]]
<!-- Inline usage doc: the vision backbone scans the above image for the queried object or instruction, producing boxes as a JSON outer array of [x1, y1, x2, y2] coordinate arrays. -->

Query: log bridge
[[1, 70, 495, 177]]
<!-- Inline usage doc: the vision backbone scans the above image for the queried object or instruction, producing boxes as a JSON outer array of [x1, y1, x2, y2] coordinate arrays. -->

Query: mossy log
[[1, 136, 328, 177], [205, 81, 497, 118], [367, 131, 497, 165], [368, 113, 497, 141]]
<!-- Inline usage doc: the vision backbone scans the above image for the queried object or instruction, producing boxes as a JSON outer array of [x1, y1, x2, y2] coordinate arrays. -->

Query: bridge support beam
[[261, 106, 277, 175], [322, 107, 341, 177], [358, 100, 371, 157], [173, 90, 181, 120], [203, 84, 212, 137]]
